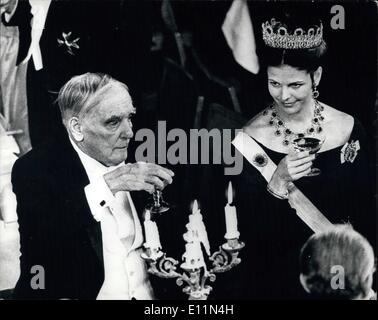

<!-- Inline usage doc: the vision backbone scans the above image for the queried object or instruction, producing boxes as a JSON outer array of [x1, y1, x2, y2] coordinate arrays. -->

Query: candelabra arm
[[210, 239, 245, 273], [142, 251, 182, 278]]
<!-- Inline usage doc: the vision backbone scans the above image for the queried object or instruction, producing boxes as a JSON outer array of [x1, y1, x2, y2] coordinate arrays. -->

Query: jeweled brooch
[[252, 153, 268, 167], [57, 32, 80, 56], [340, 140, 360, 164]]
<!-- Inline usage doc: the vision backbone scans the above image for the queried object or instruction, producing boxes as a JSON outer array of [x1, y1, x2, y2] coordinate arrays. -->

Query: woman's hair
[[300, 224, 375, 300], [258, 43, 327, 73], [258, 11, 327, 73]]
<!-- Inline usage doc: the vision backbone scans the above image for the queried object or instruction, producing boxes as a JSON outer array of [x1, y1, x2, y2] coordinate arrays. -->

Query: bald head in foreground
[[300, 224, 376, 300]]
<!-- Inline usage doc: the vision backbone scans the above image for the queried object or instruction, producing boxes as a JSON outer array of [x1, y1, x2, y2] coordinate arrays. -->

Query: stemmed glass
[[144, 121, 173, 215], [145, 143, 171, 215], [292, 136, 325, 176], [146, 187, 170, 214]]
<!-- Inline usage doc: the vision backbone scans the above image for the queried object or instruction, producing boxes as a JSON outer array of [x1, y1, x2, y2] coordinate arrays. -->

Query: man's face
[[78, 86, 135, 167]]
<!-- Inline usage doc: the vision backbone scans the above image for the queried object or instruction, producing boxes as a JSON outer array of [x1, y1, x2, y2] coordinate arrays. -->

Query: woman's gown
[[211, 119, 375, 299]]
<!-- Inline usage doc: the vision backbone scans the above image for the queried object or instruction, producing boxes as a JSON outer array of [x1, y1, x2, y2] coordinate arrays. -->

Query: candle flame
[[227, 181, 233, 204], [192, 199, 198, 214]]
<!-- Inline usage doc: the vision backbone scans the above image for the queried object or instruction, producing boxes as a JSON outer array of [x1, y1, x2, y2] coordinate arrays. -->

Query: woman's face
[[267, 64, 321, 116]]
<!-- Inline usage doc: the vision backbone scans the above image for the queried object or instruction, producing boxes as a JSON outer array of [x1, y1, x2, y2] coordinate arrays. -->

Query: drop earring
[[312, 84, 320, 99]]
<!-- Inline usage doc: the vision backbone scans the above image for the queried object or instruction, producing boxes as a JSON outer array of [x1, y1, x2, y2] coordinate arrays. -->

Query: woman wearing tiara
[[221, 14, 376, 299]]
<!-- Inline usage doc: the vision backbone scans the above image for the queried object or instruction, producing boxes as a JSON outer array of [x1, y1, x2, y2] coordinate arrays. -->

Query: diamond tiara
[[262, 18, 323, 49]]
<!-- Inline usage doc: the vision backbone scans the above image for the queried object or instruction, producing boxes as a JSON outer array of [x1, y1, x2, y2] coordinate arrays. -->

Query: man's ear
[[300, 273, 311, 293], [68, 117, 84, 142], [313, 66, 323, 87]]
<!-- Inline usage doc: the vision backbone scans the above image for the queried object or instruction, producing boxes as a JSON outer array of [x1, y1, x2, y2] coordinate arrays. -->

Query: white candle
[[188, 200, 211, 255], [183, 241, 205, 269], [224, 182, 240, 239], [189, 199, 201, 232], [192, 199, 199, 214], [189, 203, 201, 230], [143, 210, 162, 250]]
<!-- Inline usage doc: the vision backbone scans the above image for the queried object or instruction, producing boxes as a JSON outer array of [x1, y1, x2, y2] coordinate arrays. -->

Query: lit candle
[[189, 200, 201, 228], [192, 199, 199, 214], [143, 210, 162, 250], [224, 182, 240, 239], [188, 200, 211, 255]]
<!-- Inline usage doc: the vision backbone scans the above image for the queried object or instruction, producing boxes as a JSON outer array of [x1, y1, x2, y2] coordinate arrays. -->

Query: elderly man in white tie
[[11, 72, 174, 300]]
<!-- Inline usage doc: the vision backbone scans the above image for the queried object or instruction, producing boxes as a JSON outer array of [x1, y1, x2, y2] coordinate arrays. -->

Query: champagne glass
[[292, 136, 324, 176]]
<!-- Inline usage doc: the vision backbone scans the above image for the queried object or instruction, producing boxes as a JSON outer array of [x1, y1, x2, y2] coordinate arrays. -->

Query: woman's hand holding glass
[[279, 150, 316, 180], [267, 150, 315, 198], [292, 137, 324, 176]]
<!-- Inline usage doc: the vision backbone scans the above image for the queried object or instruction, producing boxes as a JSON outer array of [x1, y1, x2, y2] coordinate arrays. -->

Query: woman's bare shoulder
[[322, 103, 354, 128], [320, 102, 354, 148], [243, 112, 268, 140], [323, 103, 352, 119]]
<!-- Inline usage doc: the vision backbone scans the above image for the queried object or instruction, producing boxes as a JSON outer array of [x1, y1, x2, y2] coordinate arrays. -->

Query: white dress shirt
[[70, 139, 154, 300]]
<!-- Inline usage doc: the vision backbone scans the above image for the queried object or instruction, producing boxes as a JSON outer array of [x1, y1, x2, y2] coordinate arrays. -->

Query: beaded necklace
[[263, 100, 325, 146]]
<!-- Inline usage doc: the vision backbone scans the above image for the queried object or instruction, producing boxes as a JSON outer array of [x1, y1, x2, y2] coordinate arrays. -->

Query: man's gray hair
[[56, 72, 129, 125], [300, 224, 375, 299]]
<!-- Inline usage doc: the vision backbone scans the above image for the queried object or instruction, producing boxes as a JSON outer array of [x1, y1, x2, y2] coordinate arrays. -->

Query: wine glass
[[144, 123, 172, 215], [146, 187, 170, 215], [292, 136, 324, 176]]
